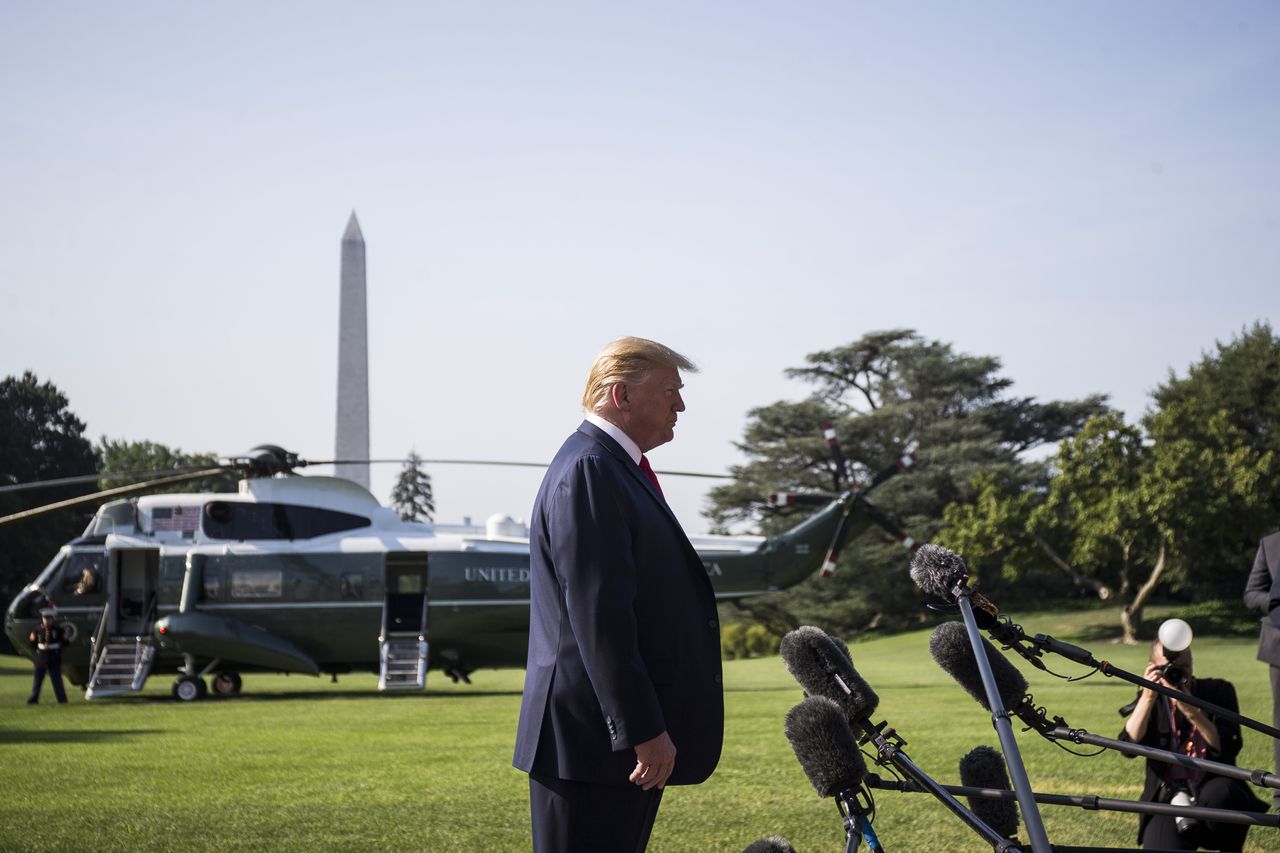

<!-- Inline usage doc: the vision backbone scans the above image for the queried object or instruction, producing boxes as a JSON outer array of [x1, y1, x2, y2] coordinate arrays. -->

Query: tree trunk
[[1120, 540, 1167, 644], [1029, 534, 1113, 600]]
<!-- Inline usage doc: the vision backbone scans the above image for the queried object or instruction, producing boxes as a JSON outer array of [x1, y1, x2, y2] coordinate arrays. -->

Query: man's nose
[[674, 392, 685, 412]]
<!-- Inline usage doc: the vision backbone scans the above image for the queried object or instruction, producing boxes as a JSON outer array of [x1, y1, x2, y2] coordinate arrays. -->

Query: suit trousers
[[529, 772, 663, 853], [29, 656, 67, 704]]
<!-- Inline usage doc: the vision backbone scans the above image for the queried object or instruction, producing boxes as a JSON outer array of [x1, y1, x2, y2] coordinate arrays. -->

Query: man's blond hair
[[582, 337, 697, 413]]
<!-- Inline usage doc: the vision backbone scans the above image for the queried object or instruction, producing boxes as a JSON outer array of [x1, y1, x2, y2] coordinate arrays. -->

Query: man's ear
[[609, 383, 630, 412]]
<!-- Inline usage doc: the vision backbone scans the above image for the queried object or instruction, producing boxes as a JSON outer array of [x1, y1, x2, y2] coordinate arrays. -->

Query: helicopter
[[3, 430, 917, 702]]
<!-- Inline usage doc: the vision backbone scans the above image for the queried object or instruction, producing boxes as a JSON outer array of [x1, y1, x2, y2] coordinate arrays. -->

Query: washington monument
[[334, 212, 370, 489]]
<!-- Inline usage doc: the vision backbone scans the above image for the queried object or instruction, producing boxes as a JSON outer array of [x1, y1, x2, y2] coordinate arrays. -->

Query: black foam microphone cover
[[742, 837, 798, 853], [909, 543, 969, 602], [959, 745, 1020, 838], [780, 626, 880, 721], [929, 621, 1027, 711], [784, 695, 868, 798]]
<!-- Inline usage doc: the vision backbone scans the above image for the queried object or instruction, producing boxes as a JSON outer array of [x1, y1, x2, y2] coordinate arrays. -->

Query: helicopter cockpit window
[[58, 552, 103, 597], [202, 502, 370, 541]]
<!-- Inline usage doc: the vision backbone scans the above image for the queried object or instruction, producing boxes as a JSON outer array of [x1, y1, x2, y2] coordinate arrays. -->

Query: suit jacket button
[[713, 674, 722, 684], [708, 619, 718, 628]]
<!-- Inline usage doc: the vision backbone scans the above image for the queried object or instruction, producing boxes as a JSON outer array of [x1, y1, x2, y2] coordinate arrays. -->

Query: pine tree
[[391, 451, 434, 522]]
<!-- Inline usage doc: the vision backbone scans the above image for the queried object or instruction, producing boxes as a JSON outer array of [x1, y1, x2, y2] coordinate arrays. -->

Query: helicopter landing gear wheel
[[211, 672, 242, 696], [172, 675, 207, 702]]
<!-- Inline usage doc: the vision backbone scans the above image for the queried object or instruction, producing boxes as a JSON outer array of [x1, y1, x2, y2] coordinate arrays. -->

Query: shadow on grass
[[95, 688, 525, 705], [0, 728, 164, 745]]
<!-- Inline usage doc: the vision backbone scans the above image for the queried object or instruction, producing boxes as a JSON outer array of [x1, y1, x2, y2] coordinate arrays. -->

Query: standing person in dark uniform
[[1243, 528, 1280, 813], [1119, 642, 1266, 849], [513, 337, 723, 853], [28, 606, 70, 705]]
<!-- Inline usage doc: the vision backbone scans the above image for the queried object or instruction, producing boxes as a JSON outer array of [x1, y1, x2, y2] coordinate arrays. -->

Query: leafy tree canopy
[[97, 437, 237, 494], [941, 323, 1278, 642], [0, 372, 98, 647], [706, 330, 1108, 636]]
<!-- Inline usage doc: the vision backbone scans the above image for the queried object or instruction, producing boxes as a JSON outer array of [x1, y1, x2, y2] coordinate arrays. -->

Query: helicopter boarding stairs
[[379, 634, 428, 690], [85, 603, 157, 699]]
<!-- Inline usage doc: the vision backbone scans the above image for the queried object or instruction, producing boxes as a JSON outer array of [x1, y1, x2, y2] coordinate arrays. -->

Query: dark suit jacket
[[513, 421, 724, 786], [1117, 677, 1264, 844], [1243, 530, 1280, 665]]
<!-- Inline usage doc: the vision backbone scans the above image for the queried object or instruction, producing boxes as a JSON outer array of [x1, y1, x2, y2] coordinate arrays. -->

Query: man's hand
[[630, 730, 676, 790]]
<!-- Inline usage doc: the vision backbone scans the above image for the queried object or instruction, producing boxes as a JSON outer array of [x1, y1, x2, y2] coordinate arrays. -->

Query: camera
[[1158, 661, 1188, 687], [1169, 788, 1198, 834]]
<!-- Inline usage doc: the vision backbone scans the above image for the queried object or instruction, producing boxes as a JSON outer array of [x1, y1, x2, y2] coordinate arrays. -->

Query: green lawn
[[2, 605, 1278, 852]]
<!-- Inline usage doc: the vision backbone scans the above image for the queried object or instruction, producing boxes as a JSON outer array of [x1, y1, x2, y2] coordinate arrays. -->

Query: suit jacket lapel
[[577, 421, 689, 537]]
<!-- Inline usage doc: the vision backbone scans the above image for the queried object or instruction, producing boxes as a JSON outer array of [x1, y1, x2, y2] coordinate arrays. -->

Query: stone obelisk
[[334, 212, 371, 489]]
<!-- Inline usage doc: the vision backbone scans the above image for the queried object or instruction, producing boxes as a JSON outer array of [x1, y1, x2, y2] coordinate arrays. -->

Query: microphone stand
[[1045, 725, 1280, 790], [955, 586, 1054, 853], [981, 613, 1280, 741], [835, 786, 883, 853], [864, 774, 1280, 828], [851, 717, 1022, 853]]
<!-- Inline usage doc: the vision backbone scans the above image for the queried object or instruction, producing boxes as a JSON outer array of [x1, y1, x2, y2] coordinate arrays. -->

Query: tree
[[391, 451, 434, 523], [942, 327, 1277, 643], [0, 372, 98, 651], [706, 330, 1108, 636], [97, 437, 237, 494]]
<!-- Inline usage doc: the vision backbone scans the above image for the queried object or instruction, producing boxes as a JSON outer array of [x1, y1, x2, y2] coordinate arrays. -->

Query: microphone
[[779, 626, 880, 723], [783, 696, 879, 852], [781, 626, 1029, 851], [911, 545, 1060, 669], [959, 746, 1020, 839], [742, 837, 797, 853], [784, 696, 868, 798], [928, 622, 1047, 731]]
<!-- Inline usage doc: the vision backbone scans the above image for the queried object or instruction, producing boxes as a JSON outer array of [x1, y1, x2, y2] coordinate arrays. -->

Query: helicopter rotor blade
[[0, 464, 227, 495], [818, 495, 857, 577], [0, 467, 230, 528], [864, 446, 919, 491], [822, 421, 848, 492], [768, 492, 838, 507], [305, 458, 734, 479], [856, 496, 919, 553]]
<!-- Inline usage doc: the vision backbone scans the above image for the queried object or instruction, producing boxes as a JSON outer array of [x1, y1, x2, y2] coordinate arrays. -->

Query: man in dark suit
[[1243, 529, 1280, 812], [513, 337, 723, 852]]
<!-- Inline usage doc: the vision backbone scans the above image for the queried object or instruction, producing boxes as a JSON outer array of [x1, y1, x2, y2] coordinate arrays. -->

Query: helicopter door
[[114, 549, 160, 635], [379, 554, 429, 691], [86, 548, 161, 699]]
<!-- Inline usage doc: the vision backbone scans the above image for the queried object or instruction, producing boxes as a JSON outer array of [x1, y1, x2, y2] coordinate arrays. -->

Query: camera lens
[[1163, 664, 1186, 686]]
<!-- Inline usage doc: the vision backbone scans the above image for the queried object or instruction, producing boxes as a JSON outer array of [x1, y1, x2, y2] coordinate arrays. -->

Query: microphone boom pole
[[1045, 725, 1280, 790], [955, 589, 1053, 853], [864, 775, 1280, 829], [1003, 627, 1280, 741]]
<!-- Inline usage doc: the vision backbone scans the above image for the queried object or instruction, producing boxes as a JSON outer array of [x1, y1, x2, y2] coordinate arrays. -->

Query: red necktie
[[639, 455, 664, 498]]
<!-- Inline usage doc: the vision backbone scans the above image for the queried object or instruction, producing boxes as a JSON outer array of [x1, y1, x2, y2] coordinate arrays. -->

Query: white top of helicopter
[[84, 473, 765, 555]]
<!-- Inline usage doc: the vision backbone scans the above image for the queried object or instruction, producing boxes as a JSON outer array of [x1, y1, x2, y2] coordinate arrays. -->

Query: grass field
[[2, 605, 1279, 852]]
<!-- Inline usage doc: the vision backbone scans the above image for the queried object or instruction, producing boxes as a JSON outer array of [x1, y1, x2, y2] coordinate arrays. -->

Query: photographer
[[1119, 641, 1266, 850]]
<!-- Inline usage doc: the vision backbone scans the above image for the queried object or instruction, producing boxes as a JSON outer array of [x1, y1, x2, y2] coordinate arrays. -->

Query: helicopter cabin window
[[230, 569, 283, 599], [340, 572, 363, 599], [203, 573, 221, 601], [202, 501, 370, 541]]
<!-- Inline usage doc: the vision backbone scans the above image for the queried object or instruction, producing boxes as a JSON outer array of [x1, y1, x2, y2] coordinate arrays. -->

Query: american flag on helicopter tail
[[151, 505, 202, 533]]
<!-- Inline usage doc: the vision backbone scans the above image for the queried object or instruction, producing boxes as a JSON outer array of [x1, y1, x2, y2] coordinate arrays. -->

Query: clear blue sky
[[2, 3, 1276, 533]]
